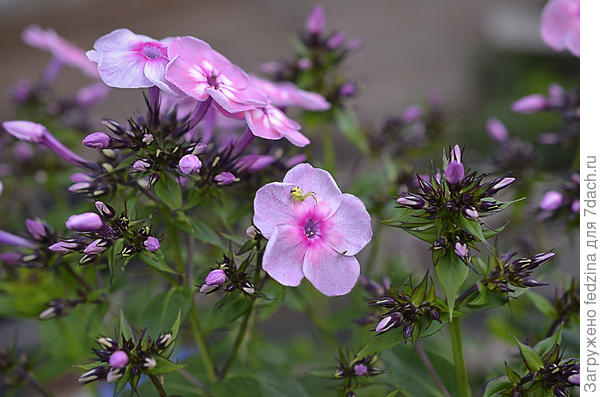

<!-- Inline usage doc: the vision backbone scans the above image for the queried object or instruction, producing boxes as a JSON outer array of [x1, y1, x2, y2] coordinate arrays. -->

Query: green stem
[[449, 319, 471, 397], [322, 125, 336, 173], [218, 301, 255, 380], [189, 308, 218, 382], [149, 375, 168, 397]]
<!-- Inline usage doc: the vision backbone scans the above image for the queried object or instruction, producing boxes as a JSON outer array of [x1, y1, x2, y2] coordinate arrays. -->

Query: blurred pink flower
[[486, 118, 509, 142], [540, 0, 580, 56], [166, 36, 267, 113], [253, 163, 372, 296], [87, 29, 174, 92], [249, 75, 330, 111], [22, 25, 98, 78]]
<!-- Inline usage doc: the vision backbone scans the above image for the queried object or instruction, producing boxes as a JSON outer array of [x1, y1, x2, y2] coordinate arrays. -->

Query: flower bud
[[568, 373, 580, 386], [144, 356, 158, 369], [95, 201, 116, 219], [539, 190, 563, 211], [84, 239, 110, 255], [143, 236, 160, 252], [489, 177, 515, 193], [462, 206, 479, 219], [400, 106, 422, 124], [2, 120, 47, 143], [108, 350, 129, 369], [454, 242, 470, 260], [68, 182, 93, 194], [26, 219, 47, 240], [205, 269, 227, 287], [479, 200, 500, 211], [215, 171, 237, 186], [511, 94, 546, 114], [375, 312, 401, 333], [83, 132, 111, 149], [106, 368, 123, 383], [246, 225, 258, 239], [157, 333, 173, 349], [80, 254, 97, 265], [327, 31, 346, 49], [297, 58, 312, 70], [530, 251, 555, 266], [338, 82, 357, 97], [178, 154, 202, 175], [98, 337, 119, 350], [571, 200, 580, 213], [486, 118, 509, 142], [354, 363, 368, 376], [132, 159, 151, 172], [66, 212, 103, 232], [403, 323, 415, 341], [444, 161, 464, 184], [396, 195, 424, 209], [522, 278, 547, 288], [78, 366, 107, 383], [305, 4, 326, 34], [142, 134, 154, 145], [241, 280, 255, 295], [49, 239, 82, 253], [369, 297, 397, 308]]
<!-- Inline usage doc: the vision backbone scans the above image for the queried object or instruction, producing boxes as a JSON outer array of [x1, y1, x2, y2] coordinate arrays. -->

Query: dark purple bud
[[480, 200, 501, 211], [108, 350, 129, 369], [84, 239, 110, 255], [486, 118, 509, 142], [241, 280, 255, 295], [375, 312, 401, 333], [531, 251, 555, 266], [178, 154, 202, 175], [78, 366, 107, 383], [539, 191, 563, 211], [98, 337, 119, 351], [416, 174, 434, 194], [462, 206, 479, 219], [431, 309, 441, 323], [403, 323, 415, 341], [511, 94, 546, 114], [83, 132, 112, 149], [80, 254, 97, 265], [522, 279, 547, 287], [445, 161, 465, 184], [567, 373, 580, 386], [396, 195, 424, 209], [489, 177, 515, 193], [369, 297, 397, 308], [66, 212, 103, 232], [48, 239, 83, 253], [157, 333, 173, 349], [95, 201, 116, 219], [433, 238, 447, 250], [305, 4, 326, 34], [106, 368, 124, 383], [143, 236, 160, 252]]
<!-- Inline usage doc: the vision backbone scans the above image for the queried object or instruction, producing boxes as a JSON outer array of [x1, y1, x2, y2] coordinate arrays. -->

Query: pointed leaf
[[513, 337, 544, 372], [435, 253, 469, 320]]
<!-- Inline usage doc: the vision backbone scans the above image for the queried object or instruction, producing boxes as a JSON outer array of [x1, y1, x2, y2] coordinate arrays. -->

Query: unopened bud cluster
[[331, 350, 383, 396], [482, 251, 556, 294]]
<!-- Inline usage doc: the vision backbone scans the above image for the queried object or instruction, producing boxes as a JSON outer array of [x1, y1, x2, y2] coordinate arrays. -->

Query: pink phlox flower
[[540, 0, 580, 56], [165, 36, 267, 113], [253, 163, 372, 296], [87, 28, 177, 93], [22, 25, 98, 78], [249, 75, 330, 111], [245, 104, 310, 147]]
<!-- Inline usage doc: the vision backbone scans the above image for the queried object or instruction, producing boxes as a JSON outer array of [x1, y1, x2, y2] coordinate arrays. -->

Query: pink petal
[[565, 24, 580, 56], [253, 182, 298, 238], [280, 128, 310, 147], [540, 0, 579, 54], [303, 246, 360, 296], [291, 88, 331, 111], [98, 51, 151, 88], [93, 28, 142, 52], [262, 224, 307, 287], [144, 58, 178, 94], [245, 109, 283, 140], [167, 36, 214, 65], [283, 163, 342, 213], [206, 87, 256, 113], [165, 57, 210, 101], [326, 194, 372, 256]]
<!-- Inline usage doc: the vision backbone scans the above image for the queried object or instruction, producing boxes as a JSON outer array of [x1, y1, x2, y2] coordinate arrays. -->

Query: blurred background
[[0, 0, 579, 396]]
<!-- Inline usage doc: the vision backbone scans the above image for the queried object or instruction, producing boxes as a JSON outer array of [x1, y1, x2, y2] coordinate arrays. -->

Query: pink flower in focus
[[87, 29, 173, 91], [22, 25, 98, 78], [253, 163, 372, 296], [245, 105, 310, 147], [249, 75, 330, 111], [165, 36, 267, 113], [540, 0, 580, 56]]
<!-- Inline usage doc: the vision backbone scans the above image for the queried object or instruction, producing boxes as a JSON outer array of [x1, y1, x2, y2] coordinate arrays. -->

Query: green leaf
[[457, 215, 487, 243], [513, 336, 544, 372], [154, 174, 183, 210], [144, 356, 186, 376], [527, 291, 558, 318], [119, 309, 134, 340], [170, 309, 182, 340], [534, 325, 562, 357], [412, 274, 428, 306], [142, 287, 192, 337], [139, 251, 178, 274], [435, 253, 469, 320], [207, 293, 253, 331], [333, 108, 370, 154], [175, 213, 223, 248], [482, 376, 512, 397], [505, 362, 521, 384], [357, 328, 405, 360]]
